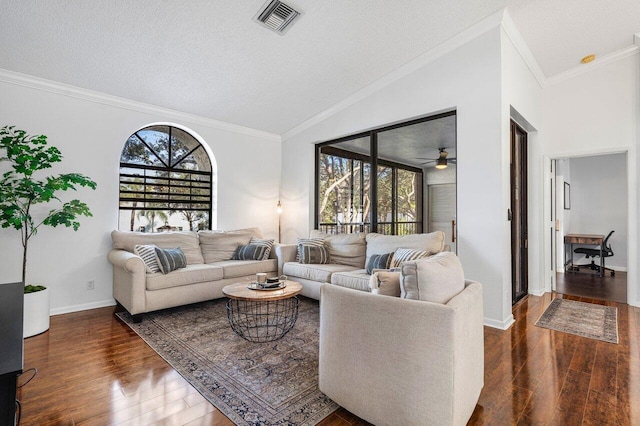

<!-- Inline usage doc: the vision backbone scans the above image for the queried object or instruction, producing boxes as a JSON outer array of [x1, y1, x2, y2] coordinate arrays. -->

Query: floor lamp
[[277, 200, 282, 243]]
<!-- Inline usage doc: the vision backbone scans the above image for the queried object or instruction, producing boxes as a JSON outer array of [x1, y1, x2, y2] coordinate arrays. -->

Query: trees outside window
[[118, 125, 213, 232]]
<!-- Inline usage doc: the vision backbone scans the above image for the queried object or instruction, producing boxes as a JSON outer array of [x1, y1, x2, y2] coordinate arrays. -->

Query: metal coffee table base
[[225, 297, 299, 342]]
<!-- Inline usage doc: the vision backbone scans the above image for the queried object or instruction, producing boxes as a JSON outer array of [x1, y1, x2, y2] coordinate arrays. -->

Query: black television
[[0, 282, 23, 374]]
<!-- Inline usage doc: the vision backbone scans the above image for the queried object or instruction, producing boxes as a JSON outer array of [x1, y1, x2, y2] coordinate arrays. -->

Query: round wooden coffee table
[[222, 280, 303, 342]]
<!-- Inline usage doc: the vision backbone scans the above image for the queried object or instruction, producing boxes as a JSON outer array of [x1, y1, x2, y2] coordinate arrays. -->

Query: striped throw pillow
[[296, 237, 325, 262], [390, 248, 431, 268], [299, 244, 330, 264], [232, 244, 268, 261], [154, 247, 187, 274], [250, 237, 275, 260], [366, 252, 393, 275], [134, 244, 161, 273]]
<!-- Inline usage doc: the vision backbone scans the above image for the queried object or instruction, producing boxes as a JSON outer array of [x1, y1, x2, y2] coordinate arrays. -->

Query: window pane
[[317, 136, 371, 234], [396, 169, 418, 235], [377, 166, 393, 234], [119, 125, 213, 232]]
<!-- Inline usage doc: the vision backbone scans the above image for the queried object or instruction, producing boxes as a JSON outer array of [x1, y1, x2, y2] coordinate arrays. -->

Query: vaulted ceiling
[[1, 1, 638, 135]]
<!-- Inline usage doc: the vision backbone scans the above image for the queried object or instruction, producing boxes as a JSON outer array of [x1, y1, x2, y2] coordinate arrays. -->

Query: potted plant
[[0, 126, 97, 337]]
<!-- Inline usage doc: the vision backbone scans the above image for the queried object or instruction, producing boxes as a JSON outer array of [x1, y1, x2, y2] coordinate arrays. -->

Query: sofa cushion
[[310, 231, 366, 268], [209, 259, 278, 279], [390, 248, 431, 268], [400, 251, 465, 303], [146, 264, 224, 291], [198, 228, 263, 263], [331, 269, 370, 292], [365, 252, 393, 274], [134, 244, 161, 273], [369, 271, 401, 297], [365, 231, 445, 266], [283, 262, 357, 283], [154, 247, 187, 274], [112, 230, 204, 265]]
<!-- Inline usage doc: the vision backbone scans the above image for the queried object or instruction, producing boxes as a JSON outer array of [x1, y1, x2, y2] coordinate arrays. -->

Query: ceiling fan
[[418, 148, 456, 169]]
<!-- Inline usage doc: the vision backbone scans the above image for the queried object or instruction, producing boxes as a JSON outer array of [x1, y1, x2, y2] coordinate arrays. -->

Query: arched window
[[118, 124, 215, 232]]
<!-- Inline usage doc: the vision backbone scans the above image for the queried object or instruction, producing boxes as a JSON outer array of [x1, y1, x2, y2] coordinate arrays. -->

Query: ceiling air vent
[[254, 0, 300, 35]]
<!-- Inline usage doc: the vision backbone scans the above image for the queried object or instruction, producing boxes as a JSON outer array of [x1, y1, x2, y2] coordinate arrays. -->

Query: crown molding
[[281, 9, 506, 141], [544, 43, 640, 87], [0, 68, 281, 143], [500, 10, 546, 87]]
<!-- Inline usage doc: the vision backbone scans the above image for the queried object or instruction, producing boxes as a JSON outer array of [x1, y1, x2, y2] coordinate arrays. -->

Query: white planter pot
[[23, 287, 50, 338]]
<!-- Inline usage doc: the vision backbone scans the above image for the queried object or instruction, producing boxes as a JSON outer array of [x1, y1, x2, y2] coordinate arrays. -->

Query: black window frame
[[118, 125, 213, 231], [315, 110, 456, 235]]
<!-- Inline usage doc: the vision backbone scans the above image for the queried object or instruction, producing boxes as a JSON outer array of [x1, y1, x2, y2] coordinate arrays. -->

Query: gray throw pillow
[[366, 252, 393, 275], [296, 237, 325, 261], [232, 244, 268, 261], [249, 237, 275, 260], [299, 244, 330, 264], [154, 247, 187, 274]]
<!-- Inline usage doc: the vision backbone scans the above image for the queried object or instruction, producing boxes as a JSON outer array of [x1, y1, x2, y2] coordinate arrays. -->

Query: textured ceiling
[[1, 1, 638, 135]]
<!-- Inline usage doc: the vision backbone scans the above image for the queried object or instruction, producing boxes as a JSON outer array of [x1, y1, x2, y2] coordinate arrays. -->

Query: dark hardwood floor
[[557, 270, 627, 303], [17, 292, 639, 425]]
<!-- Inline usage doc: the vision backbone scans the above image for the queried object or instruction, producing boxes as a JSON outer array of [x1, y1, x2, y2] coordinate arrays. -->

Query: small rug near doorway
[[117, 297, 338, 425], [535, 298, 618, 344]]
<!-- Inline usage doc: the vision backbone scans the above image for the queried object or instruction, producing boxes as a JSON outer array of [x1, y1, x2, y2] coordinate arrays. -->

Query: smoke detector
[[254, 0, 300, 35]]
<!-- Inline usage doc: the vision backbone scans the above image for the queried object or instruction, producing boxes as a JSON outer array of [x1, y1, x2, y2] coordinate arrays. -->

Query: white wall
[[566, 154, 628, 269], [0, 72, 281, 314], [501, 24, 545, 302], [282, 26, 512, 327], [542, 53, 639, 306]]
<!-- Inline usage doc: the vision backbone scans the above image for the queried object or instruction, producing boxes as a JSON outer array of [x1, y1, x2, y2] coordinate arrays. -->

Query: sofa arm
[[275, 243, 297, 275], [319, 281, 483, 426], [108, 249, 147, 315]]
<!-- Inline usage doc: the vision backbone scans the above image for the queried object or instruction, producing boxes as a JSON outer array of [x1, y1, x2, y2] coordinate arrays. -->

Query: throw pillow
[[390, 247, 431, 268], [154, 247, 187, 274], [369, 271, 401, 297], [232, 244, 268, 261], [134, 244, 161, 273], [250, 237, 275, 260], [298, 244, 330, 264], [399, 251, 465, 303], [365, 252, 393, 275], [296, 237, 325, 261]]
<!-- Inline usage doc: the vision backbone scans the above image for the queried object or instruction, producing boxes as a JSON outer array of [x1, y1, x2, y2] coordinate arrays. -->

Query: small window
[[118, 125, 214, 232]]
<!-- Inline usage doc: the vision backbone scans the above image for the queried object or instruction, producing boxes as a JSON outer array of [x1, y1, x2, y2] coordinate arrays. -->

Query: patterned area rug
[[117, 297, 338, 425], [535, 298, 618, 344]]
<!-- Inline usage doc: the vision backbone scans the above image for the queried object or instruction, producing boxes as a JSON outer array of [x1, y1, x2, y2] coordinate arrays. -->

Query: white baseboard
[[50, 299, 116, 316], [484, 315, 515, 330], [529, 288, 546, 296]]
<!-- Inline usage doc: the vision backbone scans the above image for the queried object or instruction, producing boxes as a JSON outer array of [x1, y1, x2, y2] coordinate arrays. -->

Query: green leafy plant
[[0, 125, 97, 289]]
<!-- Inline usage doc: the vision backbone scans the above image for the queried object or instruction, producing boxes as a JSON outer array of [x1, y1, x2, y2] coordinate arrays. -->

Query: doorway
[[511, 120, 528, 305], [552, 153, 628, 303]]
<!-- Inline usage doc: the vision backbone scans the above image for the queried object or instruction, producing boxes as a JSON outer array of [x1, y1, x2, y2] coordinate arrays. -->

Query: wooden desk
[[564, 233, 605, 277]]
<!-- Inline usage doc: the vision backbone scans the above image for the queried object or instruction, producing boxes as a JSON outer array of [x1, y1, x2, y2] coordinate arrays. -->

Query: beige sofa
[[108, 228, 277, 321], [319, 276, 484, 426], [276, 230, 446, 299]]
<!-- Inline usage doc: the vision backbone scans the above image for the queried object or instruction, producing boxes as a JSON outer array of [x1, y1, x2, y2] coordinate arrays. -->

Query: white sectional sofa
[[276, 230, 446, 299], [108, 228, 277, 321]]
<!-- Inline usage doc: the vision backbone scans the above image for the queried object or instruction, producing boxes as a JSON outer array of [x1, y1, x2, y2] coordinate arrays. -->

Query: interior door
[[428, 183, 456, 252], [511, 120, 528, 304]]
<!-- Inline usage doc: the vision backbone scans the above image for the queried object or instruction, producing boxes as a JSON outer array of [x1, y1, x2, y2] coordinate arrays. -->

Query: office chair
[[574, 230, 615, 276]]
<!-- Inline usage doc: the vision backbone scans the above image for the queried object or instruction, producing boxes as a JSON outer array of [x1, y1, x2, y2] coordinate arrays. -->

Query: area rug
[[117, 297, 338, 425], [535, 298, 618, 344]]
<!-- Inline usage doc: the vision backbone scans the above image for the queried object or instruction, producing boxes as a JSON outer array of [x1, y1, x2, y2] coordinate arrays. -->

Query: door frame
[[510, 120, 528, 305]]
